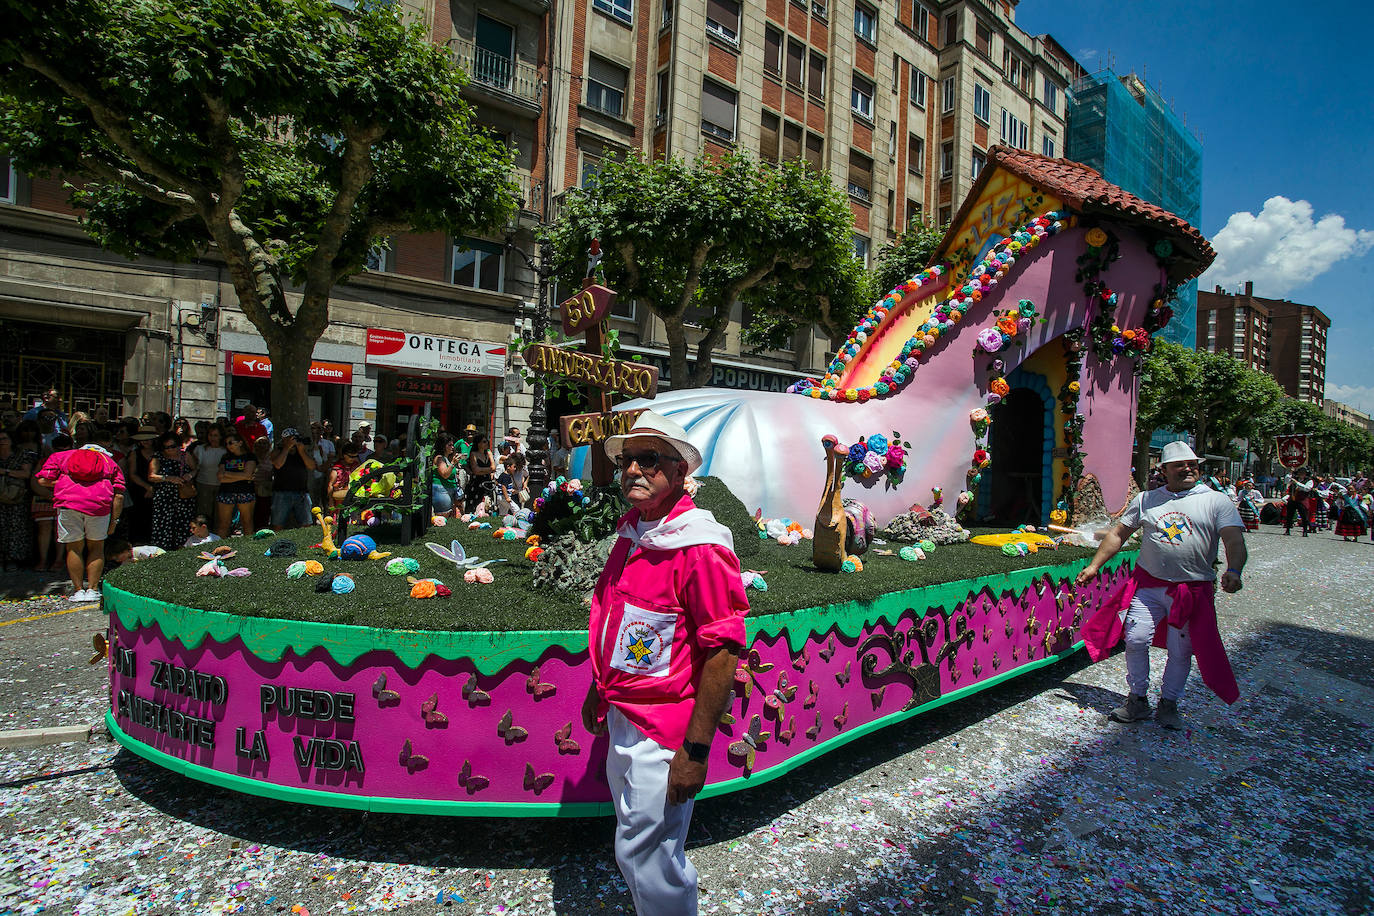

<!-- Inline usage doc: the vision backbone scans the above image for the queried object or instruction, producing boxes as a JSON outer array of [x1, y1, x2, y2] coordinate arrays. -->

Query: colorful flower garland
[[839, 431, 909, 486], [975, 299, 1041, 354], [789, 210, 1069, 402], [958, 407, 992, 520], [1053, 328, 1086, 524]]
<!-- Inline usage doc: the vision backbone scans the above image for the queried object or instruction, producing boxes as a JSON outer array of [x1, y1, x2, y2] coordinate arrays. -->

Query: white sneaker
[[70, 588, 99, 602]]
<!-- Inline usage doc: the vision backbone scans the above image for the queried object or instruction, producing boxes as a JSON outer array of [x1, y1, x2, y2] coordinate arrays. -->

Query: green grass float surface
[[105, 478, 1096, 632]]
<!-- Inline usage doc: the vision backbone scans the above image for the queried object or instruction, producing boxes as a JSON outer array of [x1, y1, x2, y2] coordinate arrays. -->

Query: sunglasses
[[616, 450, 679, 472]]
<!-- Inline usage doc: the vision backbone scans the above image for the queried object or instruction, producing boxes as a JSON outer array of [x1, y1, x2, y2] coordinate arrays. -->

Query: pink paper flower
[[863, 451, 885, 475], [464, 568, 495, 584], [886, 444, 906, 468]]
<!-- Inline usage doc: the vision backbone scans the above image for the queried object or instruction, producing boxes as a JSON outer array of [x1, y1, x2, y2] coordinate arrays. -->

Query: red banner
[[1276, 434, 1307, 469], [227, 353, 353, 386]]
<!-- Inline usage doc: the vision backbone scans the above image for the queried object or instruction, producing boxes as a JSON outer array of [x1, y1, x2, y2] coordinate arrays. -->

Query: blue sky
[[1019, 0, 1374, 413]]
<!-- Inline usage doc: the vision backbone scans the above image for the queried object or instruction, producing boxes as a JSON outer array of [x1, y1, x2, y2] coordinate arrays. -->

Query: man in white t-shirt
[[1076, 441, 1247, 729]]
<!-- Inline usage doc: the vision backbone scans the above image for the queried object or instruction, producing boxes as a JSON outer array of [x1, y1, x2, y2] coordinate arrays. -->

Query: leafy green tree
[[1133, 340, 1202, 482], [1135, 342, 1283, 475], [1192, 349, 1284, 454], [0, 0, 518, 430], [545, 151, 858, 388], [871, 221, 945, 304]]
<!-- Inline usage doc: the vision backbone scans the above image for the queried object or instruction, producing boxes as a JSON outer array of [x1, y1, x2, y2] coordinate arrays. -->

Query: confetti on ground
[[2, 530, 1371, 914]]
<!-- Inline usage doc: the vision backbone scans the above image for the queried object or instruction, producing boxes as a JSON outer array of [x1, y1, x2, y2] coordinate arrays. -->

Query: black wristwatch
[[682, 739, 710, 763]]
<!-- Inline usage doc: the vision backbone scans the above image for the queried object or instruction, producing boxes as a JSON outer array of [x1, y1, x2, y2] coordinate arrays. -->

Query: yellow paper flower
[[1085, 227, 1108, 247]]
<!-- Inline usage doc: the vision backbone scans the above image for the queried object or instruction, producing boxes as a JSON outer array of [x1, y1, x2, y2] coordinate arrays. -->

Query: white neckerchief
[[617, 507, 734, 553]]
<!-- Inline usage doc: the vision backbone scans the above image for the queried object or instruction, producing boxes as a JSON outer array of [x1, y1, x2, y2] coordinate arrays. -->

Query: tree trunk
[[1133, 427, 1153, 488], [262, 329, 316, 438], [663, 316, 691, 392]]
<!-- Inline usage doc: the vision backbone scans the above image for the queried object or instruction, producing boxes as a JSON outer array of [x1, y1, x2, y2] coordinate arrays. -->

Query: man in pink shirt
[[582, 411, 748, 916], [35, 444, 126, 602]]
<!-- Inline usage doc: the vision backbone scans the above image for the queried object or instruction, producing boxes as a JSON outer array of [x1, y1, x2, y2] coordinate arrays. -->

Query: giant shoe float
[[105, 148, 1214, 815]]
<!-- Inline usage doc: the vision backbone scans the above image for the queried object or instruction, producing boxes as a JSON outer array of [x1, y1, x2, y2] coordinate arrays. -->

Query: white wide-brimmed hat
[[602, 410, 702, 475], [1160, 441, 1199, 465]]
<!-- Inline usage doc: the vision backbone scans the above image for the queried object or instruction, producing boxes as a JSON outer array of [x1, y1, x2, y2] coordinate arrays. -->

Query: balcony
[[513, 170, 542, 220], [451, 38, 542, 117]]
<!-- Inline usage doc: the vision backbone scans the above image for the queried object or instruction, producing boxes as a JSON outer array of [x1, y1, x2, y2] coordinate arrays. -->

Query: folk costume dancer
[[1235, 478, 1261, 533], [1332, 486, 1368, 542], [581, 411, 748, 916], [1077, 441, 1246, 730], [1283, 469, 1315, 536]]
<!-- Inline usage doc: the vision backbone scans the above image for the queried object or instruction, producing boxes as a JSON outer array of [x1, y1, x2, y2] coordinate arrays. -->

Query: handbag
[[178, 480, 198, 500], [0, 473, 25, 505]]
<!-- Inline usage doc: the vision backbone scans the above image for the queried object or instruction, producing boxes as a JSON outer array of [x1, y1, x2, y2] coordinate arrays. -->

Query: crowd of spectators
[[0, 388, 569, 592]]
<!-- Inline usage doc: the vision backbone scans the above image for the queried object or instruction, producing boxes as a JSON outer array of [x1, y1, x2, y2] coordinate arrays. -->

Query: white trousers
[[1122, 586, 1193, 702], [606, 706, 698, 916]]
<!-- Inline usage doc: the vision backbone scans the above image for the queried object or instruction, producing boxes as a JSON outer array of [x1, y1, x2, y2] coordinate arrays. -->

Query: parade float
[[103, 147, 1214, 816]]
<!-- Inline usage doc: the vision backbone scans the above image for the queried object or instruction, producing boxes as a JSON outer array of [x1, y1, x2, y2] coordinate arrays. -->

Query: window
[[888, 121, 898, 158], [907, 199, 923, 226], [1043, 76, 1058, 115], [910, 68, 927, 107], [907, 134, 924, 174], [1041, 135, 1055, 158], [807, 52, 826, 98], [973, 83, 990, 123], [701, 79, 737, 141], [0, 156, 13, 204], [365, 239, 393, 273], [942, 13, 958, 47], [580, 148, 603, 187], [786, 39, 805, 87], [452, 237, 504, 291], [848, 151, 873, 202], [764, 26, 783, 76], [473, 15, 515, 90], [593, 0, 633, 25], [760, 110, 780, 164], [611, 297, 637, 320], [940, 141, 953, 177], [974, 20, 991, 56], [999, 109, 1026, 148], [853, 235, 870, 268], [854, 3, 876, 44], [783, 121, 802, 161], [656, 70, 669, 124], [942, 76, 955, 113], [805, 133, 824, 171], [892, 53, 901, 92], [970, 150, 985, 179], [706, 0, 740, 45], [1004, 51, 1029, 92], [851, 73, 874, 120], [586, 56, 628, 117], [939, 205, 952, 225], [913, 2, 929, 41]]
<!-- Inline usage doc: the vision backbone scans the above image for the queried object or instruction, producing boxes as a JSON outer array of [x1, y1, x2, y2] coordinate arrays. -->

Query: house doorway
[[984, 387, 1048, 527]]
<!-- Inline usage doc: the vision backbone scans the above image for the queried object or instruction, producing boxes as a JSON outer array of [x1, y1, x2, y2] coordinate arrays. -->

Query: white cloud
[[1078, 48, 1100, 63], [1325, 384, 1374, 414], [1200, 196, 1374, 297]]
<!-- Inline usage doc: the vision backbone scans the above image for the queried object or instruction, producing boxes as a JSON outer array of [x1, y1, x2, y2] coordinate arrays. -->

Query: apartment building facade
[[1323, 400, 1373, 435], [1196, 282, 1330, 405], [1, 0, 1085, 435]]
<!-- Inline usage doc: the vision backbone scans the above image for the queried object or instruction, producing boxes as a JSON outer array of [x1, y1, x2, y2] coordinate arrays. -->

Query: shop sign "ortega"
[[522, 344, 659, 399]]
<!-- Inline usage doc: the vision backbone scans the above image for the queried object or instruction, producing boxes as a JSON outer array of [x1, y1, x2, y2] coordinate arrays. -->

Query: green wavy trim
[[103, 584, 587, 675], [106, 552, 1136, 674]]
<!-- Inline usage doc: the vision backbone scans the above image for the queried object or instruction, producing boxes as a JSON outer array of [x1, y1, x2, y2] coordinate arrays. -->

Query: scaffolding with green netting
[[1066, 69, 1202, 348]]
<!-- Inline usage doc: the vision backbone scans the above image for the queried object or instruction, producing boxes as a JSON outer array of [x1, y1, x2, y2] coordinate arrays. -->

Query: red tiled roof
[[937, 145, 1215, 282]]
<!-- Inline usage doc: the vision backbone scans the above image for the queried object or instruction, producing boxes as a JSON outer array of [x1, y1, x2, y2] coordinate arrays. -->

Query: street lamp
[[505, 236, 554, 497]]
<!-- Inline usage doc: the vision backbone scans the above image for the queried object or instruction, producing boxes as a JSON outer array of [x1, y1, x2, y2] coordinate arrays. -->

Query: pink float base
[[105, 557, 1133, 815]]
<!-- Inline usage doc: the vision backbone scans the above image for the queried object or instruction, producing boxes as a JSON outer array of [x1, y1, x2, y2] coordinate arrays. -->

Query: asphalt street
[[2, 524, 1372, 915]]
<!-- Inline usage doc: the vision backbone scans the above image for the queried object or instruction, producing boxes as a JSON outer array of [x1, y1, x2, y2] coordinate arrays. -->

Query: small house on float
[[609, 145, 1215, 529]]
